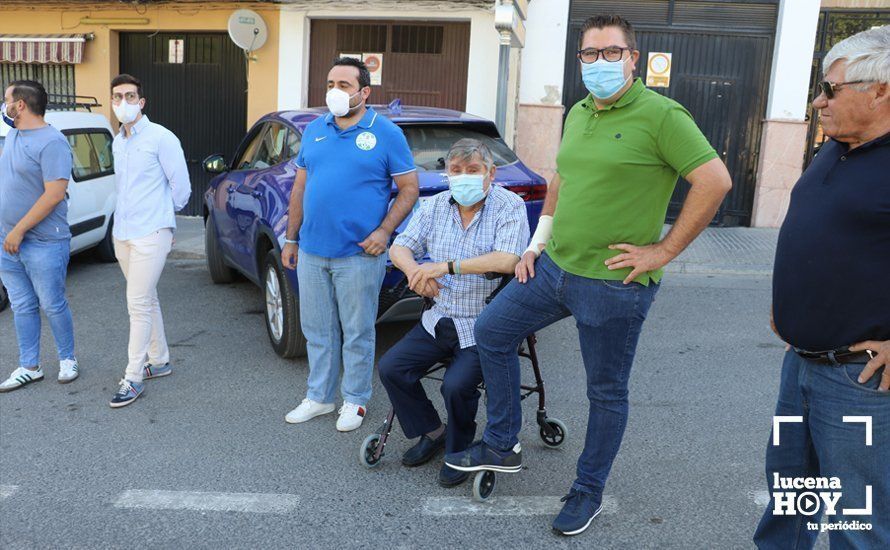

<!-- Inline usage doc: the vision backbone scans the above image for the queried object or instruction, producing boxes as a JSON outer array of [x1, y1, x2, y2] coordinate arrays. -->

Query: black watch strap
[[447, 260, 454, 275]]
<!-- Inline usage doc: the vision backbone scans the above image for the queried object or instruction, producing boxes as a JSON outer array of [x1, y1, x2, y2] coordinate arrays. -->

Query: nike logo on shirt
[[315, 136, 327, 142]]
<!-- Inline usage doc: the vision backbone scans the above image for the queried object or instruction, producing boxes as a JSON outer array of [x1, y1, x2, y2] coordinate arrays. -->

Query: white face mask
[[325, 88, 362, 117], [112, 101, 141, 124]]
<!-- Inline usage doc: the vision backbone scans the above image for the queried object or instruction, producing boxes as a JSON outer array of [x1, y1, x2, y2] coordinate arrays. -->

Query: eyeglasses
[[577, 46, 631, 64], [111, 92, 139, 105], [818, 80, 871, 100]]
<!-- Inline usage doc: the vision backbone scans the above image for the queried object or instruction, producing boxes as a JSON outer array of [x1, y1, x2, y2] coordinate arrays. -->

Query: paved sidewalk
[[172, 216, 778, 276]]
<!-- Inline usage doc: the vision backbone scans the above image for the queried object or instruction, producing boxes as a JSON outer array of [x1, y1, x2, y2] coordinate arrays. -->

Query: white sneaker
[[336, 402, 367, 432], [0, 367, 44, 393], [285, 398, 335, 424], [58, 359, 79, 384]]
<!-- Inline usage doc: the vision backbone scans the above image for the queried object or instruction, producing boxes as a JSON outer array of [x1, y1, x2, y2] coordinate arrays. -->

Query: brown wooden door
[[308, 20, 470, 110]]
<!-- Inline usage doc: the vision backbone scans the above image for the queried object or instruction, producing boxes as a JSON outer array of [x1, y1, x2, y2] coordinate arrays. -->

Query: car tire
[[94, 214, 117, 263], [262, 250, 306, 358], [0, 285, 8, 312], [205, 215, 236, 284]]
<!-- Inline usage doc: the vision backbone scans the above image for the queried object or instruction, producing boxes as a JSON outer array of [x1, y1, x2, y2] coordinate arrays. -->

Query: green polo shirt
[[548, 78, 717, 285]]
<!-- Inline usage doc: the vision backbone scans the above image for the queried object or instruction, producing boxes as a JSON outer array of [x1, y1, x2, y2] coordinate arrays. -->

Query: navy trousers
[[378, 318, 483, 454]]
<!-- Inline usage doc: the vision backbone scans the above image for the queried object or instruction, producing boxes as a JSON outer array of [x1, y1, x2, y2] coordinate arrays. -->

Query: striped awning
[[0, 35, 87, 64]]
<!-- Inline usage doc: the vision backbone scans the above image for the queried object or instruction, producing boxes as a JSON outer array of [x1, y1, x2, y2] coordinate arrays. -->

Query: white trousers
[[114, 228, 173, 383]]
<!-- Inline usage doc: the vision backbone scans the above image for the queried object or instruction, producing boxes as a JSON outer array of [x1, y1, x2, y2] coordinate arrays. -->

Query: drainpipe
[[494, 0, 529, 138]]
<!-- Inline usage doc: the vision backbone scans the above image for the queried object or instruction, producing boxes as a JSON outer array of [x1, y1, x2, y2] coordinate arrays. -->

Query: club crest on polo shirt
[[356, 131, 377, 151]]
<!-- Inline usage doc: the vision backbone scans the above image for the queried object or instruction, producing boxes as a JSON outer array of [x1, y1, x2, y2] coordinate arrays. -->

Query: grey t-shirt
[[0, 124, 72, 241]]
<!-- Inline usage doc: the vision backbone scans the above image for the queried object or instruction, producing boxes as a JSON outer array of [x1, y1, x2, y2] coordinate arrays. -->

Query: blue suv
[[202, 103, 545, 358]]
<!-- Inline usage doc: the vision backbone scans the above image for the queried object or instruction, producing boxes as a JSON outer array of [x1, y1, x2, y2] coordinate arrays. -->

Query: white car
[[0, 108, 116, 312], [0, 109, 117, 259]]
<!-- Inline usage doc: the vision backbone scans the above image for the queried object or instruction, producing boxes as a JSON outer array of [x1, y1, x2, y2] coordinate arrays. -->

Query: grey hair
[[446, 138, 494, 169], [823, 25, 890, 90]]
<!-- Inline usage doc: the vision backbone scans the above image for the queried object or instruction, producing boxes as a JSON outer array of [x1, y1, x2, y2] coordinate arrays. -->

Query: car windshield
[[400, 124, 518, 171]]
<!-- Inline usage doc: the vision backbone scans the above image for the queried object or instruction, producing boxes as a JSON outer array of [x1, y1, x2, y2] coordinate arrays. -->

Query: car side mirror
[[203, 154, 228, 174]]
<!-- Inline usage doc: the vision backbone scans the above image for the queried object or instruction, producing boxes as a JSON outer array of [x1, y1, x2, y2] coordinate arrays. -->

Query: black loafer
[[402, 428, 447, 467], [438, 463, 470, 487]]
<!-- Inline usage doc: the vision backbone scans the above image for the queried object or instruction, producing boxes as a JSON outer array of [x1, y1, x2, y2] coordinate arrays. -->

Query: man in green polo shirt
[[444, 14, 732, 536]]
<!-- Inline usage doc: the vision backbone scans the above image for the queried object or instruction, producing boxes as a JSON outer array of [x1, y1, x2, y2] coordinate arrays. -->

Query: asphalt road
[[0, 252, 798, 549]]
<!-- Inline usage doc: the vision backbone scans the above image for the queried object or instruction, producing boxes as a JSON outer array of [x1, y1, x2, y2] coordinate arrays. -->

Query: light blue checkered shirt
[[393, 185, 530, 348]]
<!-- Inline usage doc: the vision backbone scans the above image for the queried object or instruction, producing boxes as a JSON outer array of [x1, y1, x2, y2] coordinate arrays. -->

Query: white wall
[[519, 0, 570, 105], [764, 0, 821, 120], [276, 5, 499, 120]]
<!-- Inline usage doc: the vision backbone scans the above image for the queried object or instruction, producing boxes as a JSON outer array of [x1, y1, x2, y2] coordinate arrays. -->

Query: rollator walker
[[359, 272, 567, 501]]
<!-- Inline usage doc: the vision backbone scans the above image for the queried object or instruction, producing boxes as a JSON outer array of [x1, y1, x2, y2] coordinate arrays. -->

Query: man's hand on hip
[[358, 228, 391, 256], [281, 242, 298, 270], [850, 340, 890, 391], [605, 243, 674, 285], [2, 228, 25, 254]]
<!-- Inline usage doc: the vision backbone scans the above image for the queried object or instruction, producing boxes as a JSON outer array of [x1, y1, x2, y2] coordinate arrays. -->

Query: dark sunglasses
[[818, 80, 870, 100]]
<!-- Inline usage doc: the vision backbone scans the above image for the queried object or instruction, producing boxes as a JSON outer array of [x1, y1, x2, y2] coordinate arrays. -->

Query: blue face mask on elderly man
[[448, 173, 490, 206]]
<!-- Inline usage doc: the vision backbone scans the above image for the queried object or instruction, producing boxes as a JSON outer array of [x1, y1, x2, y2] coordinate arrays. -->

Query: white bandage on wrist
[[525, 215, 553, 257]]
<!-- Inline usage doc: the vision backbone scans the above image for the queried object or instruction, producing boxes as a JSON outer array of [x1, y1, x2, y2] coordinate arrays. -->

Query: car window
[[251, 123, 289, 169], [400, 125, 519, 171], [65, 130, 114, 182], [234, 124, 266, 170], [285, 129, 301, 160]]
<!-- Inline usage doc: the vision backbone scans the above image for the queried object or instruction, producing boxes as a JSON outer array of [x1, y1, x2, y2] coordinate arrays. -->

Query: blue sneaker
[[142, 362, 172, 380], [109, 379, 145, 408], [443, 440, 522, 473], [552, 489, 603, 536]]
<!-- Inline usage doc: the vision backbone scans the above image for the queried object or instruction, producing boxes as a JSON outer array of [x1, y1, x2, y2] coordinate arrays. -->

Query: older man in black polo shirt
[[754, 26, 890, 550]]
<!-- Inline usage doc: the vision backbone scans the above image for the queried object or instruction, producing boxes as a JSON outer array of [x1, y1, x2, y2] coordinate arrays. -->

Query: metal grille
[[0, 63, 75, 103], [569, 0, 778, 31], [392, 25, 444, 54], [336, 24, 387, 53]]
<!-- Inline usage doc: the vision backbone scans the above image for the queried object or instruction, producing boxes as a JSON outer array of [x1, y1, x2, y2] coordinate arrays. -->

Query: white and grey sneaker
[[0, 367, 45, 393], [336, 402, 366, 432], [58, 359, 79, 384], [285, 398, 336, 424]]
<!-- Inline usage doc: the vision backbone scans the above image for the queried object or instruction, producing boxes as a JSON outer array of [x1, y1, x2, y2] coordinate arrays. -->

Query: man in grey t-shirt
[[0, 80, 79, 392]]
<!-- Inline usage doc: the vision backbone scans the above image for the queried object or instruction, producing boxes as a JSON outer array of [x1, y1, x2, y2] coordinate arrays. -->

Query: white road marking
[[422, 495, 618, 516], [748, 490, 771, 508], [0, 485, 18, 500], [113, 490, 300, 514]]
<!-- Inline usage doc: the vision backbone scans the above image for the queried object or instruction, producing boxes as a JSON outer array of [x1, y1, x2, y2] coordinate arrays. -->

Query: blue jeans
[[754, 351, 890, 550], [0, 238, 75, 368], [474, 252, 658, 495], [297, 249, 386, 406], [378, 318, 483, 454]]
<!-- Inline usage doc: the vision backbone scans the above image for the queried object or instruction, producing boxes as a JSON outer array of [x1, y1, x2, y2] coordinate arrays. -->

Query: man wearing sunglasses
[[445, 14, 732, 536], [754, 25, 890, 550]]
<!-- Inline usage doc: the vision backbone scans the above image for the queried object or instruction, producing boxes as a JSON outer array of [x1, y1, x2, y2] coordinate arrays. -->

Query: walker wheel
[[472, 470, 497, 502], [539, 418, 567, 448], [359, 433, 383, 468]]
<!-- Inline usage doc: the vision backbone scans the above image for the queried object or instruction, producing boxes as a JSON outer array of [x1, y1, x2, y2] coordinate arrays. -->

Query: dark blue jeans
[[753, 351, 890, 549], [474, 252, 658, 495], [378, 318, 483, 454]]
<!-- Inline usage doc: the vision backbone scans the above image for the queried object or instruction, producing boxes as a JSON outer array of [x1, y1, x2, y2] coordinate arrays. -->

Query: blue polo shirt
[[772, 132, 890, 351], [294, 107, 415, 258]]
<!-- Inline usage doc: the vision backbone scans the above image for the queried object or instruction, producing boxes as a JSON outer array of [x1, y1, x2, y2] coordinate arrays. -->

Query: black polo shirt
[[773, 132, 890, 352]]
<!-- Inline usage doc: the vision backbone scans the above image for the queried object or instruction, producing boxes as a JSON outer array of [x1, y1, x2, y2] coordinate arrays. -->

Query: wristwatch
[[447, 260, 455, 275]]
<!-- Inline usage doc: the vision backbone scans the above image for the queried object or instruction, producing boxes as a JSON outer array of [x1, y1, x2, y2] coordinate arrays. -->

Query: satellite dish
[[227, 9, 268, 53]]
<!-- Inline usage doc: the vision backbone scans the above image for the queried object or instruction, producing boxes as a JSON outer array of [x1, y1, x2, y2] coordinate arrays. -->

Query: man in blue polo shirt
[[281, 57, 419, 432], [754, 26, 890, 550]]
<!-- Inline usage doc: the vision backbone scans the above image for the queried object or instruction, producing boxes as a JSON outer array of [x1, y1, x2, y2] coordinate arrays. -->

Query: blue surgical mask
[[449, 174, 487, 207], [1, 103, 15, 128], [581, 58, 630, 100]]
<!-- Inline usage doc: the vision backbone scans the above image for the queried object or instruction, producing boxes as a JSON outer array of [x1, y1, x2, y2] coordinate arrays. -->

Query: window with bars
[[336, 24, 387, 52], [392, 25, 444, 54]]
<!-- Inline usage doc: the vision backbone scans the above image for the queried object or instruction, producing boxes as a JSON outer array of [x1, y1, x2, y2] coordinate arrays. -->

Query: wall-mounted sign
[[646, 52, 672, 88], [363, 53, 383, 86], [168, 39, 184, 64]]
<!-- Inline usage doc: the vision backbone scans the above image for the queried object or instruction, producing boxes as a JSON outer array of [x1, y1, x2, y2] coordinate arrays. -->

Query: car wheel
[[262, 250, 306, 358], [0, 285, 8, 312], [94, 214, 117, 263], [205, 214, 236, 284]]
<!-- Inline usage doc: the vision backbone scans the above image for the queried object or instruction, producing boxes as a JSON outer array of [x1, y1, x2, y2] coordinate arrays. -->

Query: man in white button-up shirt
[[107, 74, 190, 408]]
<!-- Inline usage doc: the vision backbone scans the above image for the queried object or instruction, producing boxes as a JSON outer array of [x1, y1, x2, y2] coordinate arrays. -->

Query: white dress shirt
[[112, 115, 190, 241]]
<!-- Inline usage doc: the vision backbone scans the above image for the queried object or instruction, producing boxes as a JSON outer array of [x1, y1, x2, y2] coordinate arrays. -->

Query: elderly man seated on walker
[[377, 138, 530, 487]]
